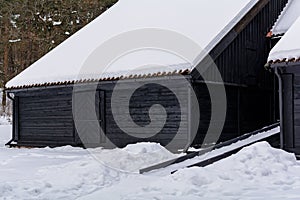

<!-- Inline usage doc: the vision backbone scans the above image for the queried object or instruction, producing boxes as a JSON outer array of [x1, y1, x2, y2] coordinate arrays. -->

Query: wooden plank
[[99, 90, 106, 143], [14, 97, 19, 141], [19, 116, 73, 120], [139, 122, 279, 174], [176, 132, 279, 172], [282, 74, 294, 148]]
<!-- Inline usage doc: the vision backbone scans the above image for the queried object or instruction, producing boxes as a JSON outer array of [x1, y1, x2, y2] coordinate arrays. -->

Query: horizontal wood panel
[[18, 92, 75, 144], [15, 87, 73, 97], [20, 127, 73, 134], [106, 123, 185, 129], [19, 116, 74, 121], [20, 105, 72, 112], [19, 96, 72, 104], [19, 136, 74, 142], [20, 109, 72, 115], [106, 133, 187, 140]]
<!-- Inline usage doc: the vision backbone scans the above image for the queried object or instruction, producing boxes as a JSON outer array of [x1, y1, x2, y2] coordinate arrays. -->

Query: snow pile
[[88, 142, 179, 173], [269, 16, 300, 62], [82, 142, 300, 200], [123, 142, 170, 154], [6, 0, 258, 88], [272, 0, 300, 36]]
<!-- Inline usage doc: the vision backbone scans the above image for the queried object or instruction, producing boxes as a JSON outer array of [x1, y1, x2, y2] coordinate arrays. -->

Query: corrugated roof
[[6, 0, 259, 89], [270, 0, 300, 37], [268, 16, 300, 64]]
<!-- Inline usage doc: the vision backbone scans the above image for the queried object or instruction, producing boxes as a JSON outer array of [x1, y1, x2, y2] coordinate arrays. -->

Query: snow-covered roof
[[6, 0, 259, 89], [271, 0, 300, 36], [268, 16, 300, 63]]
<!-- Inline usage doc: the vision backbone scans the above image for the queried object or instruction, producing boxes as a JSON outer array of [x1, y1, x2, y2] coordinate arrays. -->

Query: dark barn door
[[73, 90, 106, 147], [18, 92, 74, 146]]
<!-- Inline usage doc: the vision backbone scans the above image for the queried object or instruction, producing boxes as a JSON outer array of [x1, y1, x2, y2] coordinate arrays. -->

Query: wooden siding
[[199, 0, 288, 86], [17, 87, 75, 146], [73, 90, 106, 147], [194, 0, 288, 86], [191, 0, 287, 145], [277, 65, 300, 154], [13, 78, 189, 149], [102, 80, 189, 150], [192, 83, 275, 146], [282, 73, 294, 149]]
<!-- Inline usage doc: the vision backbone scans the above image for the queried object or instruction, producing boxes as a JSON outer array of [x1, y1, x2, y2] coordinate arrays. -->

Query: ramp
[[140, 123, 280, 174]]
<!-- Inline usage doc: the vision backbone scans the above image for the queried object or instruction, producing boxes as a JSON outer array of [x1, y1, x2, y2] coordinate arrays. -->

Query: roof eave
[[269, 59, 300, 68], [6, 72, 193, 92]]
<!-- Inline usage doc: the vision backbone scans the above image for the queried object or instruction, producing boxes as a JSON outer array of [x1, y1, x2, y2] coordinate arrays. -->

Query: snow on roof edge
[[268, 49, 300, 64], [270, 0, 290, 35], [271, 0, 300, 36], [268, 16, 300, 63]]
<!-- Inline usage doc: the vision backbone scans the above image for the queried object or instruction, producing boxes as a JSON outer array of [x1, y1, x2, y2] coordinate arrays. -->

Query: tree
[[0, 0, 118, 111]]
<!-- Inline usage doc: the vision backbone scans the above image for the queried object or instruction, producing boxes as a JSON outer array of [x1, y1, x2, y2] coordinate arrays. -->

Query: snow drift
[[82, 142, 300, 200]]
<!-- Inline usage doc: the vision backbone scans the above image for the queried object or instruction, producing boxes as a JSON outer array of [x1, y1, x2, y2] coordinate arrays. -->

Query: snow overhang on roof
[[269, 0, 300, 37], [268, 16, 300, 64], [6, 0, 259, 89]]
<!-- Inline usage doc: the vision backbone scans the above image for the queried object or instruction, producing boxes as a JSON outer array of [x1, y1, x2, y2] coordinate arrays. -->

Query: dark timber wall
[[12, 77, 189, 150], [191, 0, 288, 145], [13, 87, 75, 147], [276, 65, 300, 155], [103, 80, 189, 149]]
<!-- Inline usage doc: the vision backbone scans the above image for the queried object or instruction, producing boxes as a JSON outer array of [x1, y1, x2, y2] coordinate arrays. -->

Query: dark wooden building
[[268, 15, 300, 156], [6, 0, 288, 151]]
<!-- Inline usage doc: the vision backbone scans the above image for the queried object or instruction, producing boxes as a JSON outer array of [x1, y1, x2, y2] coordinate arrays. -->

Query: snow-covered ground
[[0, 89, 12, 117], [0, 119, 177, 200], [1, 118, 300, 200]]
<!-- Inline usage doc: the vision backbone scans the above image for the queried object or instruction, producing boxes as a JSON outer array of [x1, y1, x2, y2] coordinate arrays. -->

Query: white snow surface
[[272, 0, 300, 36], [269, 16, 300, 62], [6, 0, 258, 88], [0, 117, 10, 125], [1, 119, 300, 199], [0, 122, 178, 200]]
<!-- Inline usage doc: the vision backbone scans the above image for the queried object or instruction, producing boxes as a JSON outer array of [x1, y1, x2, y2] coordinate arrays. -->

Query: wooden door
[[73, 90, 106, 147]]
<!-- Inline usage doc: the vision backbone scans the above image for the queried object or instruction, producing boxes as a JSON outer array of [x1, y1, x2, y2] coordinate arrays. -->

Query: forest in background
[[0, 0, 117, 113]]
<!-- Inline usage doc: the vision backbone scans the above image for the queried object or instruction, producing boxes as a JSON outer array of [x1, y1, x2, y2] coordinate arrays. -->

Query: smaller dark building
[[268, 16, 300, 156]]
